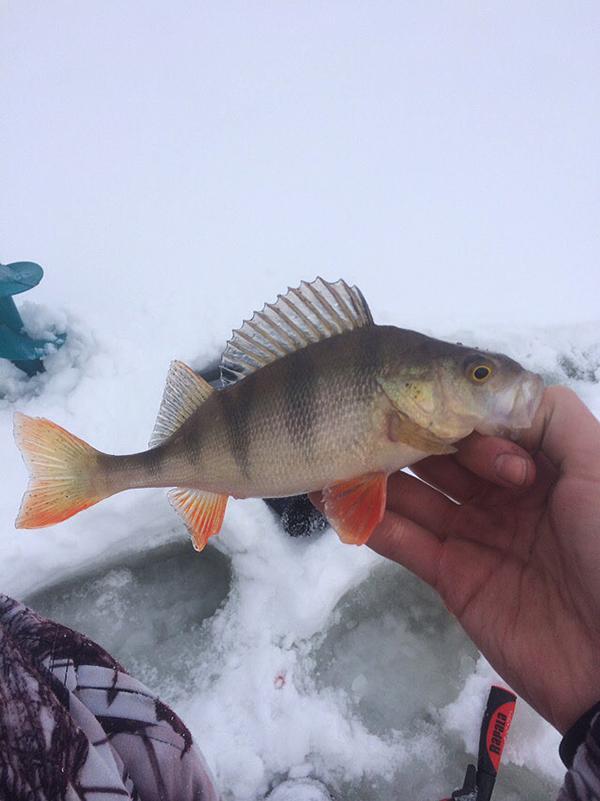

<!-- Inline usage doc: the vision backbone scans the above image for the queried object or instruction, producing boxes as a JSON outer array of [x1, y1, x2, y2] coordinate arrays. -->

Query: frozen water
[[265, 779, 332, 801], [25, 540, 232, 695], [314, 562, 475, 735], [2, 3, 600, 798], [3, 307, 596, 800], [3, 309, 599, 800], [21, 521, 565, 800], [312, 563, 561, 800]]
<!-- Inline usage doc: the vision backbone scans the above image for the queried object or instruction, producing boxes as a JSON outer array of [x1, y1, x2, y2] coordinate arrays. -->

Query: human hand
[[316, 387, 600, 733]]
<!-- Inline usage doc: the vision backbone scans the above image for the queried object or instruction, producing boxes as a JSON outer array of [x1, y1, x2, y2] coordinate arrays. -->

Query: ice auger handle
[[441, 685, 517, 801]]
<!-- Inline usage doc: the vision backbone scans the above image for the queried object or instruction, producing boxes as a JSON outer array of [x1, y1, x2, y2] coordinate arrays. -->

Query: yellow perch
[[14, 278, 544, 550]]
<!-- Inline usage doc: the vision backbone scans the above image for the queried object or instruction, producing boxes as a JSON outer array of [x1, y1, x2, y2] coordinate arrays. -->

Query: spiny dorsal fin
[[220, 277, 374, 385], [150, 361, 214, 447]]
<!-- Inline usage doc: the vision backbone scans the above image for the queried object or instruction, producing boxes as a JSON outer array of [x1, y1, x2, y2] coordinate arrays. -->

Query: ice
[[20, 501, 567, 799], [3, 313, 599, 801], [265, 779, 332, 800], [25, 540, 232, 694], [4, 307, 598, 800], [1, 3, 599, 798]]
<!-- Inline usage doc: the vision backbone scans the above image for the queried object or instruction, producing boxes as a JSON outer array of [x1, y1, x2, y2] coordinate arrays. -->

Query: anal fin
[[168, 488, 228, 551], [323, 472, 387, 546]]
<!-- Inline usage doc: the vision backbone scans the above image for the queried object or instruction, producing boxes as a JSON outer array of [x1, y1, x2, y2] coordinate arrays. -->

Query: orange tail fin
[[14, 412, 109, 529]]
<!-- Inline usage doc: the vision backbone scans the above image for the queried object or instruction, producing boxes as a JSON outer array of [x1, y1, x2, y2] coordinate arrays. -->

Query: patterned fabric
[[4, 593, 600, 801], [557, 714, 600, 801], [0, 594, 220, 801]]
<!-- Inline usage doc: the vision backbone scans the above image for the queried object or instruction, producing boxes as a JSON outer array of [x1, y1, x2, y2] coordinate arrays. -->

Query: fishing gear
[[441, 685, 516, 801]]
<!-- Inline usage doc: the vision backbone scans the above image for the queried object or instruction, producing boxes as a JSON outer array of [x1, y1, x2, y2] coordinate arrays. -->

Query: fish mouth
[[476, 372, 545, 437], [509, 372, 545, 430]]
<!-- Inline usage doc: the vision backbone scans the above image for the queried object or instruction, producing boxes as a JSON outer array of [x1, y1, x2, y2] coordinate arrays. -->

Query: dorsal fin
[[220, 277, 373, 385], [149, 361, 214, 447]]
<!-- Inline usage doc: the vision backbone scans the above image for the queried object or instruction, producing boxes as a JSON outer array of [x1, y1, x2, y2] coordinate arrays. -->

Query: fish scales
[[13, 277, 545, 550], [99, 325, 518, 497], [156, 326, 394, 498]]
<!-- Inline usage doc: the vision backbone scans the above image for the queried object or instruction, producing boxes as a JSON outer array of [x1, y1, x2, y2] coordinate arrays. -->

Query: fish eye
[[469, 364, 493, 383]]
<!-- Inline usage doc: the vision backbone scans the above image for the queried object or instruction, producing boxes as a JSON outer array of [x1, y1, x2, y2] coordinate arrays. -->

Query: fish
[[13, 278, 544, 550]]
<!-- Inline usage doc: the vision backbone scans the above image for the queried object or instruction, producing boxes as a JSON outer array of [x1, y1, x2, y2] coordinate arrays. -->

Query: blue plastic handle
[[0, 262, 44, 298], [0, 260, 65, 377], [0, 324, 50, 361]]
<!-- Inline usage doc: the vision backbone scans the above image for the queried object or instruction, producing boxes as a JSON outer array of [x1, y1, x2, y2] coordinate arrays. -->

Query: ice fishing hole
[[25, 540, 232, 693]]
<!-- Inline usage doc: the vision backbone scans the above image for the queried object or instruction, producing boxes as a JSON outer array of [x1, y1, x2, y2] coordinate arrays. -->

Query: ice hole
[[25, 540, 232, 695], [311, 562, 560, 800]]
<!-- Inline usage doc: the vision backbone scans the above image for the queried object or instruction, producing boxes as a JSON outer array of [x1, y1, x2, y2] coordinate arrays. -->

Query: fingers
[[312, 473, 459, 540], [385, 471, 457, 534], [312, 470, 494, 546], [517, 386, 600, 475], [411, 456, 488, 504], [309, 484, 445, 584], [455, 434, 536, 489], [309, 474, 494, 589], [368, 511, 443, 587], [412, 434, 536, 504], [311, 434, 535, 540]]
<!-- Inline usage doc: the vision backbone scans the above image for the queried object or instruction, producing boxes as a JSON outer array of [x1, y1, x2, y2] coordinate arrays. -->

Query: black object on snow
[[198, 360, 329, 538], [449, 764, 477, 801], [264, 495, 329, 538]]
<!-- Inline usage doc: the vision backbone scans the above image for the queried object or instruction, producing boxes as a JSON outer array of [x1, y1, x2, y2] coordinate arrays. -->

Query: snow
[[1, 3, 600, 800], [3, 310, 594, 801], [264, 780, 332, 801]]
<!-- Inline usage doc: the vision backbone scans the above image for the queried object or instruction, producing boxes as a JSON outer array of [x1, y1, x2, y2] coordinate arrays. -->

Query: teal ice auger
[[0, 261, 65, 376]]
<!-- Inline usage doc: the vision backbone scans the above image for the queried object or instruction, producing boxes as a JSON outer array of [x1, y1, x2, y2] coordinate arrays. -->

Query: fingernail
[[495, 454, 528, 486]]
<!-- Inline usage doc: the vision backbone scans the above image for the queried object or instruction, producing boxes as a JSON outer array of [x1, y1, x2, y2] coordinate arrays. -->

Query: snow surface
[[1, 3, 600, 800], [3, 310, 599, 801]]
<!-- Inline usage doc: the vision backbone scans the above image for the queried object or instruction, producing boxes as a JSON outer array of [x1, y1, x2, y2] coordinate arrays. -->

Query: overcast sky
[[1, 2, 599, 341]]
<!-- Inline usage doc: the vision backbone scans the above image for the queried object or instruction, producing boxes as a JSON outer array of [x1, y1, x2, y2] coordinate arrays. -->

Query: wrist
[[559, 701, 600, 768], [553, 677, 600, 735]]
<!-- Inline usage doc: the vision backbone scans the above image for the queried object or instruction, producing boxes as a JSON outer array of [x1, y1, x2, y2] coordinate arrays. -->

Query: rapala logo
[[489, 712, 507, 755], [445, 687, 516, 801], [486, 702, 515, 771]]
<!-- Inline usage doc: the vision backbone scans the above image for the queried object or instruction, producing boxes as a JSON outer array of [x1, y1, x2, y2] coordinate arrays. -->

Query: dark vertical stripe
[[359, 326, 383, 388], [220, 378, 253, 479], [284, 347, 316, 461]]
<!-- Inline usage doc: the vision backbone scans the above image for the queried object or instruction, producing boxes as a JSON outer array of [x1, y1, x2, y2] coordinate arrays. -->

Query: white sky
[[1, 2, 599, 341]]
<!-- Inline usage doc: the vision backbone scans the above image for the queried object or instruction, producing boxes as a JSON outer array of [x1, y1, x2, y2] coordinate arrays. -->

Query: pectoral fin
[[168, 488, 228, 551], [387, 410, 457, 455], [323, 472, 387, 545]]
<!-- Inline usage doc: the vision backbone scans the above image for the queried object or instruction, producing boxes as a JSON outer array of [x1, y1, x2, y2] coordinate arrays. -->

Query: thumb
[[517, 386, 600, 475]]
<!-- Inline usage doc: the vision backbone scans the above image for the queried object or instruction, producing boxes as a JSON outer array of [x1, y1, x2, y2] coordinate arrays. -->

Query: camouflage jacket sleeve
[[0, 593, 220, 801], [557, 709, 600, 801]]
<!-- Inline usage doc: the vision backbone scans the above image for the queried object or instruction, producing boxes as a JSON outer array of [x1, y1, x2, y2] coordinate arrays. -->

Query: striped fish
[[13, 278, 544, 550]]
